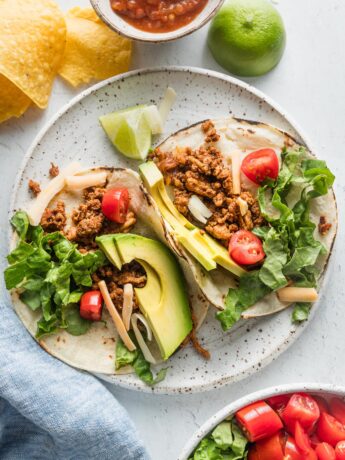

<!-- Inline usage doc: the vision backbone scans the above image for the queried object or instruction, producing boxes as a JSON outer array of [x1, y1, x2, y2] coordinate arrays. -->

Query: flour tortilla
[[11, 168, 208, 374], [155, 117, 337, 317]]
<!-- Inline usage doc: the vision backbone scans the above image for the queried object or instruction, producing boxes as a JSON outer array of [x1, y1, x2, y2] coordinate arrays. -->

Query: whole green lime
[[208, 0, 286, 77]]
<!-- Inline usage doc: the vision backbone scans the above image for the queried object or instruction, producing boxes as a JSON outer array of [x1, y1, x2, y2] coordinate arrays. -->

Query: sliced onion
[[143, 105, 163, 135], [122, 283, 134, 331], [231, 150, 242, 195], [237, 197, 248, 216], [98, 280, 136, 351], [65, 171, 107, 191], [158, 87, 176, 125], [131, 313, 156, 364], [27, 162, 81, 226], [188, 195, 212, 224]]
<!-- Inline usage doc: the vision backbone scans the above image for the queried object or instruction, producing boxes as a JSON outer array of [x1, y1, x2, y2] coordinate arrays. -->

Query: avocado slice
[[139, 161, 245, 277], [96, 233, 192, 360]]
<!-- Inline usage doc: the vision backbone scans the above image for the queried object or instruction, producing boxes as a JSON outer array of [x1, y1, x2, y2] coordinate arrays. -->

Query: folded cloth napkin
[[0, 300, 150, 460]]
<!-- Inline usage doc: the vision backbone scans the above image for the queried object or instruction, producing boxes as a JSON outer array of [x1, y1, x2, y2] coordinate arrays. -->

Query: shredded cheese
[[237, 197, 248, 216], [122, 283, 134, 331], [277, 287, 318, 303], [158, 87, 176, 125], [188, 195, 212, 224], [27, 162, 81, 226], [143, 105, 163, 135], [98, 281, 136, 351], [65, 171, 107, 191], [231, 150, 242, 195], [131, 313, 156, 364]]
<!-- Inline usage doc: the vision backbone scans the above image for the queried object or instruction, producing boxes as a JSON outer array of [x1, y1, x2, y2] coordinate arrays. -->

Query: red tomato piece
[[317, 413, 345, 447], [330, 399, 345, 425], [80, 290, 103, 321], [228, 230, 265, 266], [335, 440, 345, 460], [267, 394, 291, 415], [285, 436, 305, 460], [313, 396, 330, 415], [282, 393, 320, 434], [248, 445, 260, 460], [101, 188, 129, 223], [241, 148, 280, 185], [310, 433, 321, 449], [236, 400, 283, 442], [315, 442, 336, 460], [295, 421, 312, 454], [251, 431, 285, 460]]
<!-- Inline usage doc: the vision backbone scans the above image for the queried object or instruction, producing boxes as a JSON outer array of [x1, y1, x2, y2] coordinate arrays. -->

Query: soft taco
[[5, 165, 209, 385], [139, 117, 337, 330]]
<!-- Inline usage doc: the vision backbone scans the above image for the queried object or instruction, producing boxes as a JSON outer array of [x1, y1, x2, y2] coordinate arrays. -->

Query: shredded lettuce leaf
[[5, 212, 106, 337], [116, 335, 167, 386], [217, 147, 334, 330], [189, 420, 248, 460]]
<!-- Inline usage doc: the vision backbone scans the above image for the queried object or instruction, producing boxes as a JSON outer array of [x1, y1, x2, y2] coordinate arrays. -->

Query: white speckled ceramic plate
[[10, 67, 331, 394]]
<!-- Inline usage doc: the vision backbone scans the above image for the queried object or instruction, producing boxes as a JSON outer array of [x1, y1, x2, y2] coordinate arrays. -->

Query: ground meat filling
[[92, 262, 146, 312], [319, 216, 332, 235], [67, 187, 136, 249], [40, 200, 67, 232], [150, 121, 264, 246], [28, 179, 41, 196], [49, 163, 59, 177]]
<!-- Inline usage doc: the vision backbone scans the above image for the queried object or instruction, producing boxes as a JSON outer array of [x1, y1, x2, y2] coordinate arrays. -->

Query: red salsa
[[110, 0, 208, 33]]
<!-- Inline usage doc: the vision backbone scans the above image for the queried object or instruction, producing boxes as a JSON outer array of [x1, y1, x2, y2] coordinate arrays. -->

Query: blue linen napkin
[[0, 300, 150, 460]]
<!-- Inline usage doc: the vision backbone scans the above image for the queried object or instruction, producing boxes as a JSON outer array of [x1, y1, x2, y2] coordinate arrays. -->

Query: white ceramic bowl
[[90, 0, 225, 42], [178, 383, 345, 459]]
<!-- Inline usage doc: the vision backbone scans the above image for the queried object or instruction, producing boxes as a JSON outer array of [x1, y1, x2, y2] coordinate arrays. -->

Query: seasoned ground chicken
[[67, 187, 136, 249], [49, 163, 59, 177], [319, 216, 332, 235], [91, 262, 146, 312], [150, 121, 264, 246], [28, 179, 41, 196], [40, 200, 66, 232]]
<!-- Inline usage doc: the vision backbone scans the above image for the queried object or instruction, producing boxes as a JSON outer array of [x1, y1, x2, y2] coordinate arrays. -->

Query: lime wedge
[[100, 105, 152, 160]]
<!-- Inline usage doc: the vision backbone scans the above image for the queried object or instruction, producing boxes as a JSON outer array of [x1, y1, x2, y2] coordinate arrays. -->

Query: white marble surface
[[1, 1, 344, 459]]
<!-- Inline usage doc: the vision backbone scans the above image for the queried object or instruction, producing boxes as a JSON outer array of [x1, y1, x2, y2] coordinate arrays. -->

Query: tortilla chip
[[58, 8, 132, 87], [0, 75, 31, 123], [0, 0, 66, 109]]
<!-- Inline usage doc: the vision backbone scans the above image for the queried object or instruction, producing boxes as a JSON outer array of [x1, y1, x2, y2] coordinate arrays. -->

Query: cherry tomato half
[[80, 290, 103, 321], [250, 431, 285, 460], [335, 440, 345, 460], [315, 442, 336, 460], [285, 436, 305, 460], [313, 396, 329, 415], [241, 148, 280, 185], [236, 400, 283, 442], [229, 230, 265, 266], [295, 421, 312, 454], [330, 399, 345, 425], [101, 188, 129, 223], [282, 393, 320, 434], [317, 413, 345, 447], [267, 394, 291, 416]]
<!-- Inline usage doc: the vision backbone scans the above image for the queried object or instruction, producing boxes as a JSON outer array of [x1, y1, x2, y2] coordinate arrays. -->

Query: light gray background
[[0, 1, 344, 458]]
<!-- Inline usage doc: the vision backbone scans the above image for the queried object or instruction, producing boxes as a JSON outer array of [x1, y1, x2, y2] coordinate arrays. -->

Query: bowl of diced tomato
[[90, 0, 225, 42], [179, 384, 345, 460]]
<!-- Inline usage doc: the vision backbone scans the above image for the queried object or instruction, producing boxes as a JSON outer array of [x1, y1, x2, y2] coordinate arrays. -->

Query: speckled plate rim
[[178, 383, 345, 459], [8, 66, 336, 395]]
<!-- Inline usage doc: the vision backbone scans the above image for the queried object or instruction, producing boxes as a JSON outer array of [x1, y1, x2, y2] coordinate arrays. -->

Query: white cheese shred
[[188, 195, 212, 224], [131, 313, 156, 364], [277, 287, 318, 303], [65, 171, 107, 191], [122, 283, 134, 331], [98, 280, 136, 352], [231, 150, 242, 195], [158, 87, 177, 125]]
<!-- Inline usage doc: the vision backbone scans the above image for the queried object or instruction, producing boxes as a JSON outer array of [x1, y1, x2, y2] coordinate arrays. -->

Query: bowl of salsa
[[90, 0, 225, 42]]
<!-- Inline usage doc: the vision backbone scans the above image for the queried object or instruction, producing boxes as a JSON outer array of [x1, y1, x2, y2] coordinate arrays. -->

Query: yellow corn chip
[[0, 75, 31, 123], [0, 0, 66, 109], [58, 8, 132, 87]]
